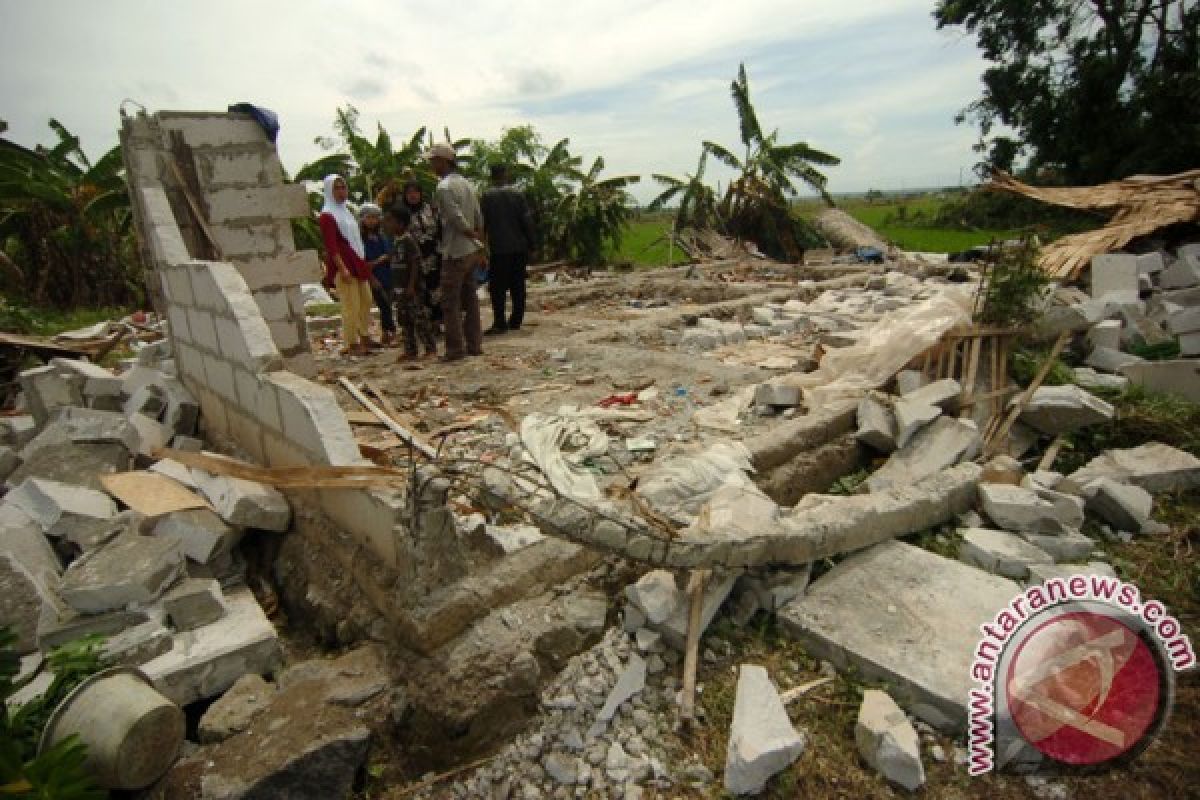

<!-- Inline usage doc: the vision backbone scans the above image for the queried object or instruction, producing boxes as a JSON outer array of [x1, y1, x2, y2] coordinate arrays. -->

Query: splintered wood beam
[[339, 377, 437, 459]]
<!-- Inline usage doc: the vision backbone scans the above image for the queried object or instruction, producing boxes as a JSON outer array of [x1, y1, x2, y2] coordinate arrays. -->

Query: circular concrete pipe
[[39, 666, 184, 790]]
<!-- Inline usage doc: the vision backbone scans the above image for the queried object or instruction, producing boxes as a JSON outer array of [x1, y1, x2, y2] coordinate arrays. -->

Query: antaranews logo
[[968, 573, 1195, 775]]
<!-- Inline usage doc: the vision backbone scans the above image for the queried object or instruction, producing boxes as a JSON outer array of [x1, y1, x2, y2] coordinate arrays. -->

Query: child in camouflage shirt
[[384, 207, 437, 360]]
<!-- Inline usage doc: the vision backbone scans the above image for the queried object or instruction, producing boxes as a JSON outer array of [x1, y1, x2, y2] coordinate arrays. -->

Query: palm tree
[[0, 120, 137, 308]]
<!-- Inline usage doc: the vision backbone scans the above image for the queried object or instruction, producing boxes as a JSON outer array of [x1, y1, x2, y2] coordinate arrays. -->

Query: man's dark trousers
[[488, 251, 528, 330]]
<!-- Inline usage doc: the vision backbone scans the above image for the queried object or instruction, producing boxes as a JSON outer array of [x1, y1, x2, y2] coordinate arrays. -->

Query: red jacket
[[319, 213, 372, 282]]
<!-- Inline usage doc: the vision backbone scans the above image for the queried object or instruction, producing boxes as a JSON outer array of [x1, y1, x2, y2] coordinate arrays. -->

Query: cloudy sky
[[1, 0, 988, 202]]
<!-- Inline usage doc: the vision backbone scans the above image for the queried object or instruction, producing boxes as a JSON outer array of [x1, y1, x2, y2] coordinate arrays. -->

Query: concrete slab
[[192, 469, 291, 531], [654, 572, 736, 650], [624, 570, 680, 625], [18, 364, 82, 425], [1120, 359, 1200, 403], [58, 530, 184, 613], [892, 399, 940, 449], [23, 407, 140, 453], [1072, 367, 1128, 392], [1159, 256, 1200, 289], [779, 540, 1020, 732], [866, 417, 980, 493], [1018, 385, 1114, 435], [855, 689, 925, 791], [0, 415, 37, 449], [724, 664, 806, 795], [142, 585, 282, 706], [37, 605, 150, 652], [1026, 562, 1116, 584], [959, 527, 1054, 579], [855, 391, 896, 453], [1086, 346, 1143, 373], [1018, 529, 1096, 562], [152, 508, 241, 564], [162, 577, 227, 630], [900, 378, 961, 409], [0, 504, 61, 580], [1068, 443, 1200, 493], [0, 552, 56, 653], [1088, 319, 1123, 351], [1083, 477, 1154, 532], [5, 476, 117, 542], [4, 441, 131, 493], [979, 483, 1079, 534], [1090, 254, 1140, 303], [101, 620, 173, 666]]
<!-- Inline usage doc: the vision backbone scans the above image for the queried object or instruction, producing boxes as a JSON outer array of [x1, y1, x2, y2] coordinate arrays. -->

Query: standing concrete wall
[[119, 110, 412, 571], [120, 110, 319, 377]]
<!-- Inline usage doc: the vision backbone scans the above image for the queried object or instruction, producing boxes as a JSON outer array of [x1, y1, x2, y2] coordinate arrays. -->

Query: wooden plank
[[344, 411, 387, 427], [1037, 435, 1068, 472], [100, 471, 209, 517], [363, 381, 436, 453], [339, 377, 437, 459], [679, 569, 710, 727], [159, 447, 407, 489]]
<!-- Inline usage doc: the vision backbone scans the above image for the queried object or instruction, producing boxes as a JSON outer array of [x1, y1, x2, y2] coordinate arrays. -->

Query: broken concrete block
[[894, 370, 927, 395], [1072, 367, 1128, 392], [1166, 303, 1200, 335], [1084, 477, 1154, 533], [1019, 385, 1114, 435], [656, 573, 736, 650], [124, 383, 166, 418], [1119, 305, 1171, 348], [141, 586, 282, 706], [866, 417, 980, 493], [680, 329, 719, 351], [855, 392, 896, 453], [1027, 562, 1117, 584], [1087, 346, 1143, 373], [1137, 252, 1166, 275], [192, 469, 290, 531], [1120, 359, 1200, 404], [148, 457, 199, 490], [751, 307, 777, 327], [127, 412, 171, 458], [855, 689, 925, 791], [739, 564, 813, 613], [1068, 443, 1200, 493], [101, 620, 173, 666], [1032, 487, 1086, 527], [0, 415, 38, 449], [979, 483, 1077, 534], [160, 376, 199, 435], [959, 527, 1054, 580], [901, 378, 961, 409], [21, 407, 141, 457], [469, 523, 545, 557], [5, 441, 131, 494], [49, 358, 123, 410], [892, 398, 941, 449], [162, 577, 227, 631], [1179, 330, 1200, 356], [172, 435, 204, 453], [1159, 256, 1200, 289], [57, 531, 184, 613], [754, 383, 802, 408], [0, 552, 57, 653], [624, 570, 680, 626], [1019, 529, 1096, 562], [18, 365, 83, 425], [1089, 319, 1123, 351], [1091, 254, 1140, 303], [0, 446, 17, 482], [594, 653, 646, 726], [197, 672, 277, 743], [0, 504, 62, 579], [37, 605, 150, 652], [5, 476, 117, 542], [724, 664, 806, 795]]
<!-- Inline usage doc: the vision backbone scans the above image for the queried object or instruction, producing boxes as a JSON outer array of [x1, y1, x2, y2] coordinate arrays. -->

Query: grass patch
[[305, 302, 341, 317], [614, 217, 676, 268], [0, 301, 134, 337], [1055, 384, 1200, 474], [812, 196, 1025, 254]]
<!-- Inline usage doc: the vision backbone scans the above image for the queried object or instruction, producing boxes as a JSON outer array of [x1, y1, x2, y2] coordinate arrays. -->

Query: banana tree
[[307, 105, 430, 204], [701, 63, 841, 261], [0, 120, 138, 308], [647, 147, 722, 232], [549, 155, 639, 265]]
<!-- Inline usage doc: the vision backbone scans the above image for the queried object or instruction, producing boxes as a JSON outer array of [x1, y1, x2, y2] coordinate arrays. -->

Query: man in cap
[[426, 142, 485, 362], [480, 163, 536, 334]]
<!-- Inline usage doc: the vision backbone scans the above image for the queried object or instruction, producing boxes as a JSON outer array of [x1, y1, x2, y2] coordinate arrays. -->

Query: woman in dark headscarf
[[396, 180, 442, 330]]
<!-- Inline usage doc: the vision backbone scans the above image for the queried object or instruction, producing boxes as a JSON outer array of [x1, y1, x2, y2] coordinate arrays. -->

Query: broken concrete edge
[[498, 462, 982, 569]]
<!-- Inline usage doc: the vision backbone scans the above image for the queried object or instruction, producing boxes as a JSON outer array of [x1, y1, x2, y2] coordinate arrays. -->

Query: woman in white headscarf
[[319, 174, 376, 356]]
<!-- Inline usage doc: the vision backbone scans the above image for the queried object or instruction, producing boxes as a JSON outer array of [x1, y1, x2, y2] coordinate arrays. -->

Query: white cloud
[[0, 0, 987, 198]]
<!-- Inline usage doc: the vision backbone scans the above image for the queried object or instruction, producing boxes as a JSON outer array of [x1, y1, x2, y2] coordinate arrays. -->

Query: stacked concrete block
[[1090, 254, 1140, 303]]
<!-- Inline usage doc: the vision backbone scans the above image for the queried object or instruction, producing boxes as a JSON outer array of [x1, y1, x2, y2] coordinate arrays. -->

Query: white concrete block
[[959, 527, 1053, 580], [138, 187, 192, 267], [1090, 254, 1140, 302], [5, 477, 117, 541], [267, 319, 302, 352], [166, 306, 192, 344], [201, 354, 238, 402], [205, 185, 309, 224], [724, 665, 806, 795], [267, 372, 361, 466], [236, 251, 321, 291], [192, 468, 290, 531], [58, 531, 184, 613], [1088, 319, 1122, 351], [163, 265, 196, 307], [213, 315, 253, 364], [856, 689, 925, 791], [209, 223, 282, 259], [186, 307, 220, 352], [252, 288, 291, 323], [141, 586, 282, 706]]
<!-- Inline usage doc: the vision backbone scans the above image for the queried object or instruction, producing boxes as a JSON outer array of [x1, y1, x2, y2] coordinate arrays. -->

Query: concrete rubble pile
[[2, 347, 284, 711]]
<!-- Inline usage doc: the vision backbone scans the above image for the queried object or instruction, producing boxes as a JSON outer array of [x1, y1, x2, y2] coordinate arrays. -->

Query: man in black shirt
[[480, 164, 536, 334]]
